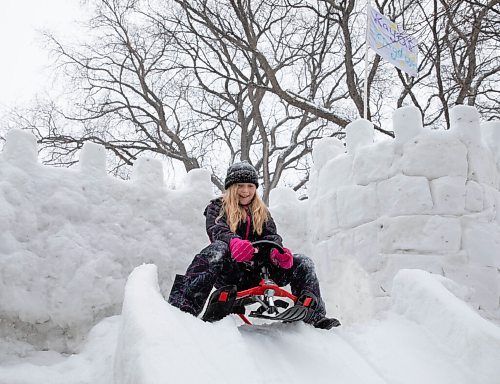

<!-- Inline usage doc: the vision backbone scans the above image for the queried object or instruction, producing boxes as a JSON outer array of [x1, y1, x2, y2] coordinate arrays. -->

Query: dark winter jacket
[[203, 197, 283, 246]]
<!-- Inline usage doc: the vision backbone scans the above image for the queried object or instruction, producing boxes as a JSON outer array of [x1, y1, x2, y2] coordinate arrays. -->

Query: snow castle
[[0, 105, 499, 351], [270, 105, 500, 322]]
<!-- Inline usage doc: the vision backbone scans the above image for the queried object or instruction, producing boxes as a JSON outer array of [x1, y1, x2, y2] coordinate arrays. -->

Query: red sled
[[202, 240, 318, 325]]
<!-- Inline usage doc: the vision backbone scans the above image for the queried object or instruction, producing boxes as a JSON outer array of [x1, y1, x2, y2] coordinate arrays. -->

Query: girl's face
[[236, 183, 256, 206]]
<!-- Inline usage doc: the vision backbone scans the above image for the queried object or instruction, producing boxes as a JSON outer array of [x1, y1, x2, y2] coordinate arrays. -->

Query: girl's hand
[[270, 247, 293, 269], [229, 238, 255, 262]]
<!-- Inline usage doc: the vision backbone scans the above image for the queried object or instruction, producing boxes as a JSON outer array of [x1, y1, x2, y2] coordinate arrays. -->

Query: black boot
[[201, 285, 237, 322], [296, 292, 341, 329], [313, 316, 341, 329]]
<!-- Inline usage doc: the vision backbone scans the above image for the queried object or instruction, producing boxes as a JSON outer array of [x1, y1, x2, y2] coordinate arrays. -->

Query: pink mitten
[[270, 247, 293, 269], [229, 238, 255, 262]]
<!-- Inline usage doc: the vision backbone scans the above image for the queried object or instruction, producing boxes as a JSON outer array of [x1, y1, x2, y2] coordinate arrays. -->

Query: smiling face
[[236, 183, 256, 206]]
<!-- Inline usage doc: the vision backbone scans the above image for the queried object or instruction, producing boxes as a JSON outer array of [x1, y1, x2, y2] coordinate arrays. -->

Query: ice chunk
[[345, 119, 374, 154]]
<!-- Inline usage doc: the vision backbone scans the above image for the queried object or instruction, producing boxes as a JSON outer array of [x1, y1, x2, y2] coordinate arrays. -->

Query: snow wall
[[0, 105, 499, 352], [270, 105, 500, 322], [0, 132, 213, 352]]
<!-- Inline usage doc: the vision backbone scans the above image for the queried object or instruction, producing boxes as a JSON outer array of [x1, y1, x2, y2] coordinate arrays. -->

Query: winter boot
[[201, 285, 237, 322], [295, 291, 341, 329], [313, 316, 341, 329]]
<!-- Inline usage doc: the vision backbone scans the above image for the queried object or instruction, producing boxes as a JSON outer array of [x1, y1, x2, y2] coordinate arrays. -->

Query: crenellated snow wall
[[0, 130, 213, 351], [1, 104, 499, 352], [270, 105, 500, 320]]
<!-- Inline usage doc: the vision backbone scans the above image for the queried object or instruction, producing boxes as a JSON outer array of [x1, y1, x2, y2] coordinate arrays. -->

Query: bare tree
[[5, 0, 499, 199], [382, 0, 500, 127]]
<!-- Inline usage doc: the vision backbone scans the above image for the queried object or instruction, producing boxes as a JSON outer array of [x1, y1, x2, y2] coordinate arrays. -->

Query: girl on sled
[[168, 161, 339, 329]]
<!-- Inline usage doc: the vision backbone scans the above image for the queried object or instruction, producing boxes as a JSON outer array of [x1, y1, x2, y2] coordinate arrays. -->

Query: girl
[[168, 161, 339, 329]]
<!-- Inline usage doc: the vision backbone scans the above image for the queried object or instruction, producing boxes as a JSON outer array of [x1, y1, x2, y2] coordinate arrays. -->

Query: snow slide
[[114, 264, 386, 384], [114, 264, 500, 384]]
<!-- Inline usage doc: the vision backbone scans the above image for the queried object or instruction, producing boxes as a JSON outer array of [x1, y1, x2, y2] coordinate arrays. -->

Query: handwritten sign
[[367, 7, 418, 77]]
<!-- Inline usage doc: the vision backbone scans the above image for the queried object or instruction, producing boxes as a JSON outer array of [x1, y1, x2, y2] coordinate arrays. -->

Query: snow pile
[[392, 269, 500, 382], [114, 264, 386, 384], [113, 265, 500, 384], [270, 105, 500, 319], [0, 129, 213, 351]]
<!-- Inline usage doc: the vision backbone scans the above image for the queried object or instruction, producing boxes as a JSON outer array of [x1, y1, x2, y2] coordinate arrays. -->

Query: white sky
[[0, 0, 86, 109]]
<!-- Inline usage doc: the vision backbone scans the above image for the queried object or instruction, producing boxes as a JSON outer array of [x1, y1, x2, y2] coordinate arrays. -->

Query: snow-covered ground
[[1, 105, 499, 383]]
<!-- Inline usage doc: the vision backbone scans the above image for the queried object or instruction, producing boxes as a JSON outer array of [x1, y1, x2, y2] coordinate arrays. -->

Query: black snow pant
[[168, 240, 326, 322]]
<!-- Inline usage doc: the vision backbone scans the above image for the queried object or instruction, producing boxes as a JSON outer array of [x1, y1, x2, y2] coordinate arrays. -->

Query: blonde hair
[[221, 184, 269, 235]]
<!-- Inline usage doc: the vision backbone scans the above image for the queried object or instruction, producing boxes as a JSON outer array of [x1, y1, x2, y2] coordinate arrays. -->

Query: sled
[[201, 240, 320, 326]]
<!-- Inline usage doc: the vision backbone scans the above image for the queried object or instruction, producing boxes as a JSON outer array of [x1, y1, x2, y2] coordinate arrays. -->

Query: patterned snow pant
[[168, 240, 326, 322]]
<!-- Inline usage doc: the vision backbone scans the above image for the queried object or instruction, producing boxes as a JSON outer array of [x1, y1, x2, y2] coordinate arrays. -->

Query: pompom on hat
[[224, 161, 259, 189]]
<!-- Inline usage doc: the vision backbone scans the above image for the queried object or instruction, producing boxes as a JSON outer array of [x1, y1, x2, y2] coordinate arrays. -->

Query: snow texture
[[0, 104, 499, 383]]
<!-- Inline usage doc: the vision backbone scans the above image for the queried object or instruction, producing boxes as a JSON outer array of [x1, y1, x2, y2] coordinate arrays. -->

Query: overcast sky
[[0, 0, 86, 109]]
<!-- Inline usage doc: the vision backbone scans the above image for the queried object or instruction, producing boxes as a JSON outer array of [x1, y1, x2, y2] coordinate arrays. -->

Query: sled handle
[[251, 240, 285, 255]]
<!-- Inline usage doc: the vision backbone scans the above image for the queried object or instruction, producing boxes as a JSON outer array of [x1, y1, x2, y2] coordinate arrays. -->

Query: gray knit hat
[[224, 161, 259, 189]]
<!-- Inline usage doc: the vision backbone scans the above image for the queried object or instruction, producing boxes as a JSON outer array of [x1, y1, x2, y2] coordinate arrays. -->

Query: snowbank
[[114, 265, 500, 384], [114, 264, 389, 384], [392, 269, 500, 382]]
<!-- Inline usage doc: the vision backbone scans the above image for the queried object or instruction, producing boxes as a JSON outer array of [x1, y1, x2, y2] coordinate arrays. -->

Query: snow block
[[467, 144, 498, 188], [307, 190, 339, 242], [377, 254, 446, 293], [79, 141, 107, 176], [401, 131, 468, 179], [345, 119, 374, 154], [462, 220, 500, 268], [352, 140, 399, 185], [353, 221, 383, 273], [380, 215, 461, 253], [312, 137, 344, 171], [392, 105, 423, 148], [429, 176, 466, 215], [337, 184, 377, 228], [377, 174, 433, 216], [449, 105, 481, 146], [131, 157, 164, 186], [317, 153, 353, 196], [270, 188, 308, 251], [465, 180, 484, 212], [481, 120, 500, 164], [181, 168, 212, 191], [2, 129, 38, 167], [444, 265, 499, 311], [392, 269, 500, 384]]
